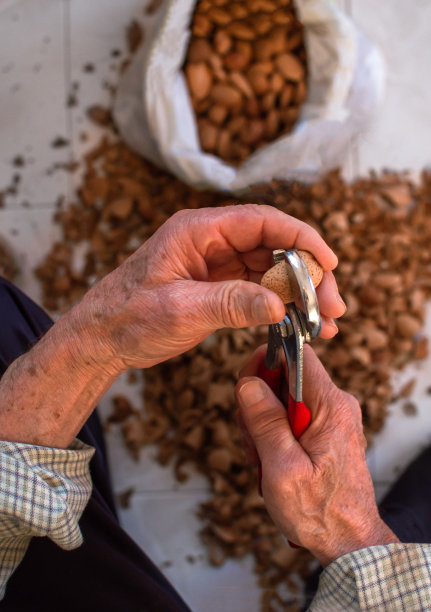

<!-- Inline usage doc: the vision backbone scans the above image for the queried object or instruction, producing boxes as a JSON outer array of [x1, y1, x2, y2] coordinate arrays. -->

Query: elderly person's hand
[[0, 204, 343, 448], [235, 345, 399, 566], [75, 204, 343, 370]]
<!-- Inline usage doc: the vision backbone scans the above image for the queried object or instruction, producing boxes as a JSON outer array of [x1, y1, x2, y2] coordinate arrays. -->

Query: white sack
[[114, 0, 385, 192]]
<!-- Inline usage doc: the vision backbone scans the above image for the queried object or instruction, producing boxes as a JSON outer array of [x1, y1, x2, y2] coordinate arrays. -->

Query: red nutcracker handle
[[287, 394, 311, 439], [257, 362, 311, 439], [257, 361, 282, 397], [257, 361, 311, 548]]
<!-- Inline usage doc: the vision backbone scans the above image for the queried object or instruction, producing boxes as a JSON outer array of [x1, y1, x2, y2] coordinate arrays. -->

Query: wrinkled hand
[[75, 204, 344, 370], [235, 345, 399, 566]]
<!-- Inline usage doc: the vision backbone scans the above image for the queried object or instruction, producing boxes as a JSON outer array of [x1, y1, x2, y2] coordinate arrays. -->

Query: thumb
[[188, 279, 285, 329], [235, 377, 297, 461]]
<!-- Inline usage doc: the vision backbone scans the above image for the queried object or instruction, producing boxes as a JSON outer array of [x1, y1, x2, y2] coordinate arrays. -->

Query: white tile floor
[[2, 1, 431, 610]]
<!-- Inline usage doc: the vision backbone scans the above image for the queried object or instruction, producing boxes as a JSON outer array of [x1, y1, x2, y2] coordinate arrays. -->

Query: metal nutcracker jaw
[[263, 315, 290, 368], [283, 305, 305, 402], [264, 249, 322, 403], [279, 249, 322, 341]]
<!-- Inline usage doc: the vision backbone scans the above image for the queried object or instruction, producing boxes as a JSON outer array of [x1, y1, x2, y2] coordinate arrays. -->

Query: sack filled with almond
[[114, 0, 384, 191], [184, 0, 308, 166]]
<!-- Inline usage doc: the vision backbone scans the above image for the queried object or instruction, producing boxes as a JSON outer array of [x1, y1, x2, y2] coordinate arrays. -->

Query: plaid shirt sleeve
[[309, 543, 431, 611], [0, 439, 95, 599]]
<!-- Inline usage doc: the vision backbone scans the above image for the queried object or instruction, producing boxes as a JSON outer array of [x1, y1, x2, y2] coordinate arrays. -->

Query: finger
[[301, 345, 345, 422], [235, 408, 260, 465], [205, 247, 274, 282], [319, 315, 339, 339], [185, 205, 338, 272], [238, 345, 268, 378], [181, 279, 286, 329], [315, 271, 346, 320], [235, 376, 297, 460], [240, 247, 275, 273]]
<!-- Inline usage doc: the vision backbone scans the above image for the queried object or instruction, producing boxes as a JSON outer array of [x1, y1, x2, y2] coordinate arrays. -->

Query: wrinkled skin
[[0, 203, 344, 449], [76, 204, 344, 370], [235, 345, 399, 566]]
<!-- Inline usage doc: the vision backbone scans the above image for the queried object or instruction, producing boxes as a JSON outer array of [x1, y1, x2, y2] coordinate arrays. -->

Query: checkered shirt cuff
[[309, 543, 431, 611], [0, 439, 94, 599]]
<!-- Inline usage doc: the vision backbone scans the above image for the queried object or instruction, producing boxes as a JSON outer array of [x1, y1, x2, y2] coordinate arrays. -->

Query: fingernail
[[239, 380, 267, 406], [329, 318, 339, 333], [252, 294, 272, 323], [336, 293, 347, 311]]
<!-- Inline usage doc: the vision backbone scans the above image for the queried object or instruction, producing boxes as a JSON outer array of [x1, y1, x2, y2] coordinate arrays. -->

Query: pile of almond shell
[[35, 126, 431, 609]]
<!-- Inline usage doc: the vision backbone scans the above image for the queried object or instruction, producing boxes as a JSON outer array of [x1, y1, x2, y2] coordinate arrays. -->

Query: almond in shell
[[185, 62, 213, 101], [260, 250, 323, 304], [275, 53, 305, 82]]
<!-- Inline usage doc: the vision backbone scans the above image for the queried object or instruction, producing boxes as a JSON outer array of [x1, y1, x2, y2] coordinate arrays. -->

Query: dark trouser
[[0, 277, 190, 612], [379, 446, 431, 543]]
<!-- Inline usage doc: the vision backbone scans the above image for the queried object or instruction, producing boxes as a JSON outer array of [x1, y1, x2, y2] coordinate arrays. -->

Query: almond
[[271, 26, 288, 54], [226, 21, 255, 41], [235, 41, 253, 65], [287, 30, 305, 52], [270, 72, 284, 94], [230, 3, 248, 19], [249, 0, 277, 12], [396, 314, 422, 339], [253, 61, 273, 75], [208, 53, 227, 81], [210, 83, 243, 108], [264, 109, 280, 139], [281, 106, 300, 126], [248, 73, 268, 96], [207, 7, 231, 26], [185, 62, 213, 101], [227, 115, 246, 135], [192, 14, 212, 37], [229, 71, 254, 98], [244, 97, 261, 117], [275, 52, 305, 81], [208, 104, 228, 125], [260, 250, 323, 304], [214, 30, 232, 55], [240, 119, 265, 146], [253, 16, 273, 36], [280, 83, 295, 107], [254, 38, 277, 61], [294, 80, 307, 105], [246, 64, 270, 95], [261, 91, 276, 112], [198, 118, 219, 151], [194, 97, 211, 114], [195, 0, 211, 12], [224, 52, 250, 72], [187, 38, 212, 63], [273, 9, 293, 25], [217, 128, 232, 158]]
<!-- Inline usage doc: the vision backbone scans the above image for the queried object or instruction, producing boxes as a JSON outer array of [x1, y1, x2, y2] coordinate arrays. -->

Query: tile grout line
[[345, 0, 361, 179], [1, 201, 62, 212], [62, 0, 74, 204]]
